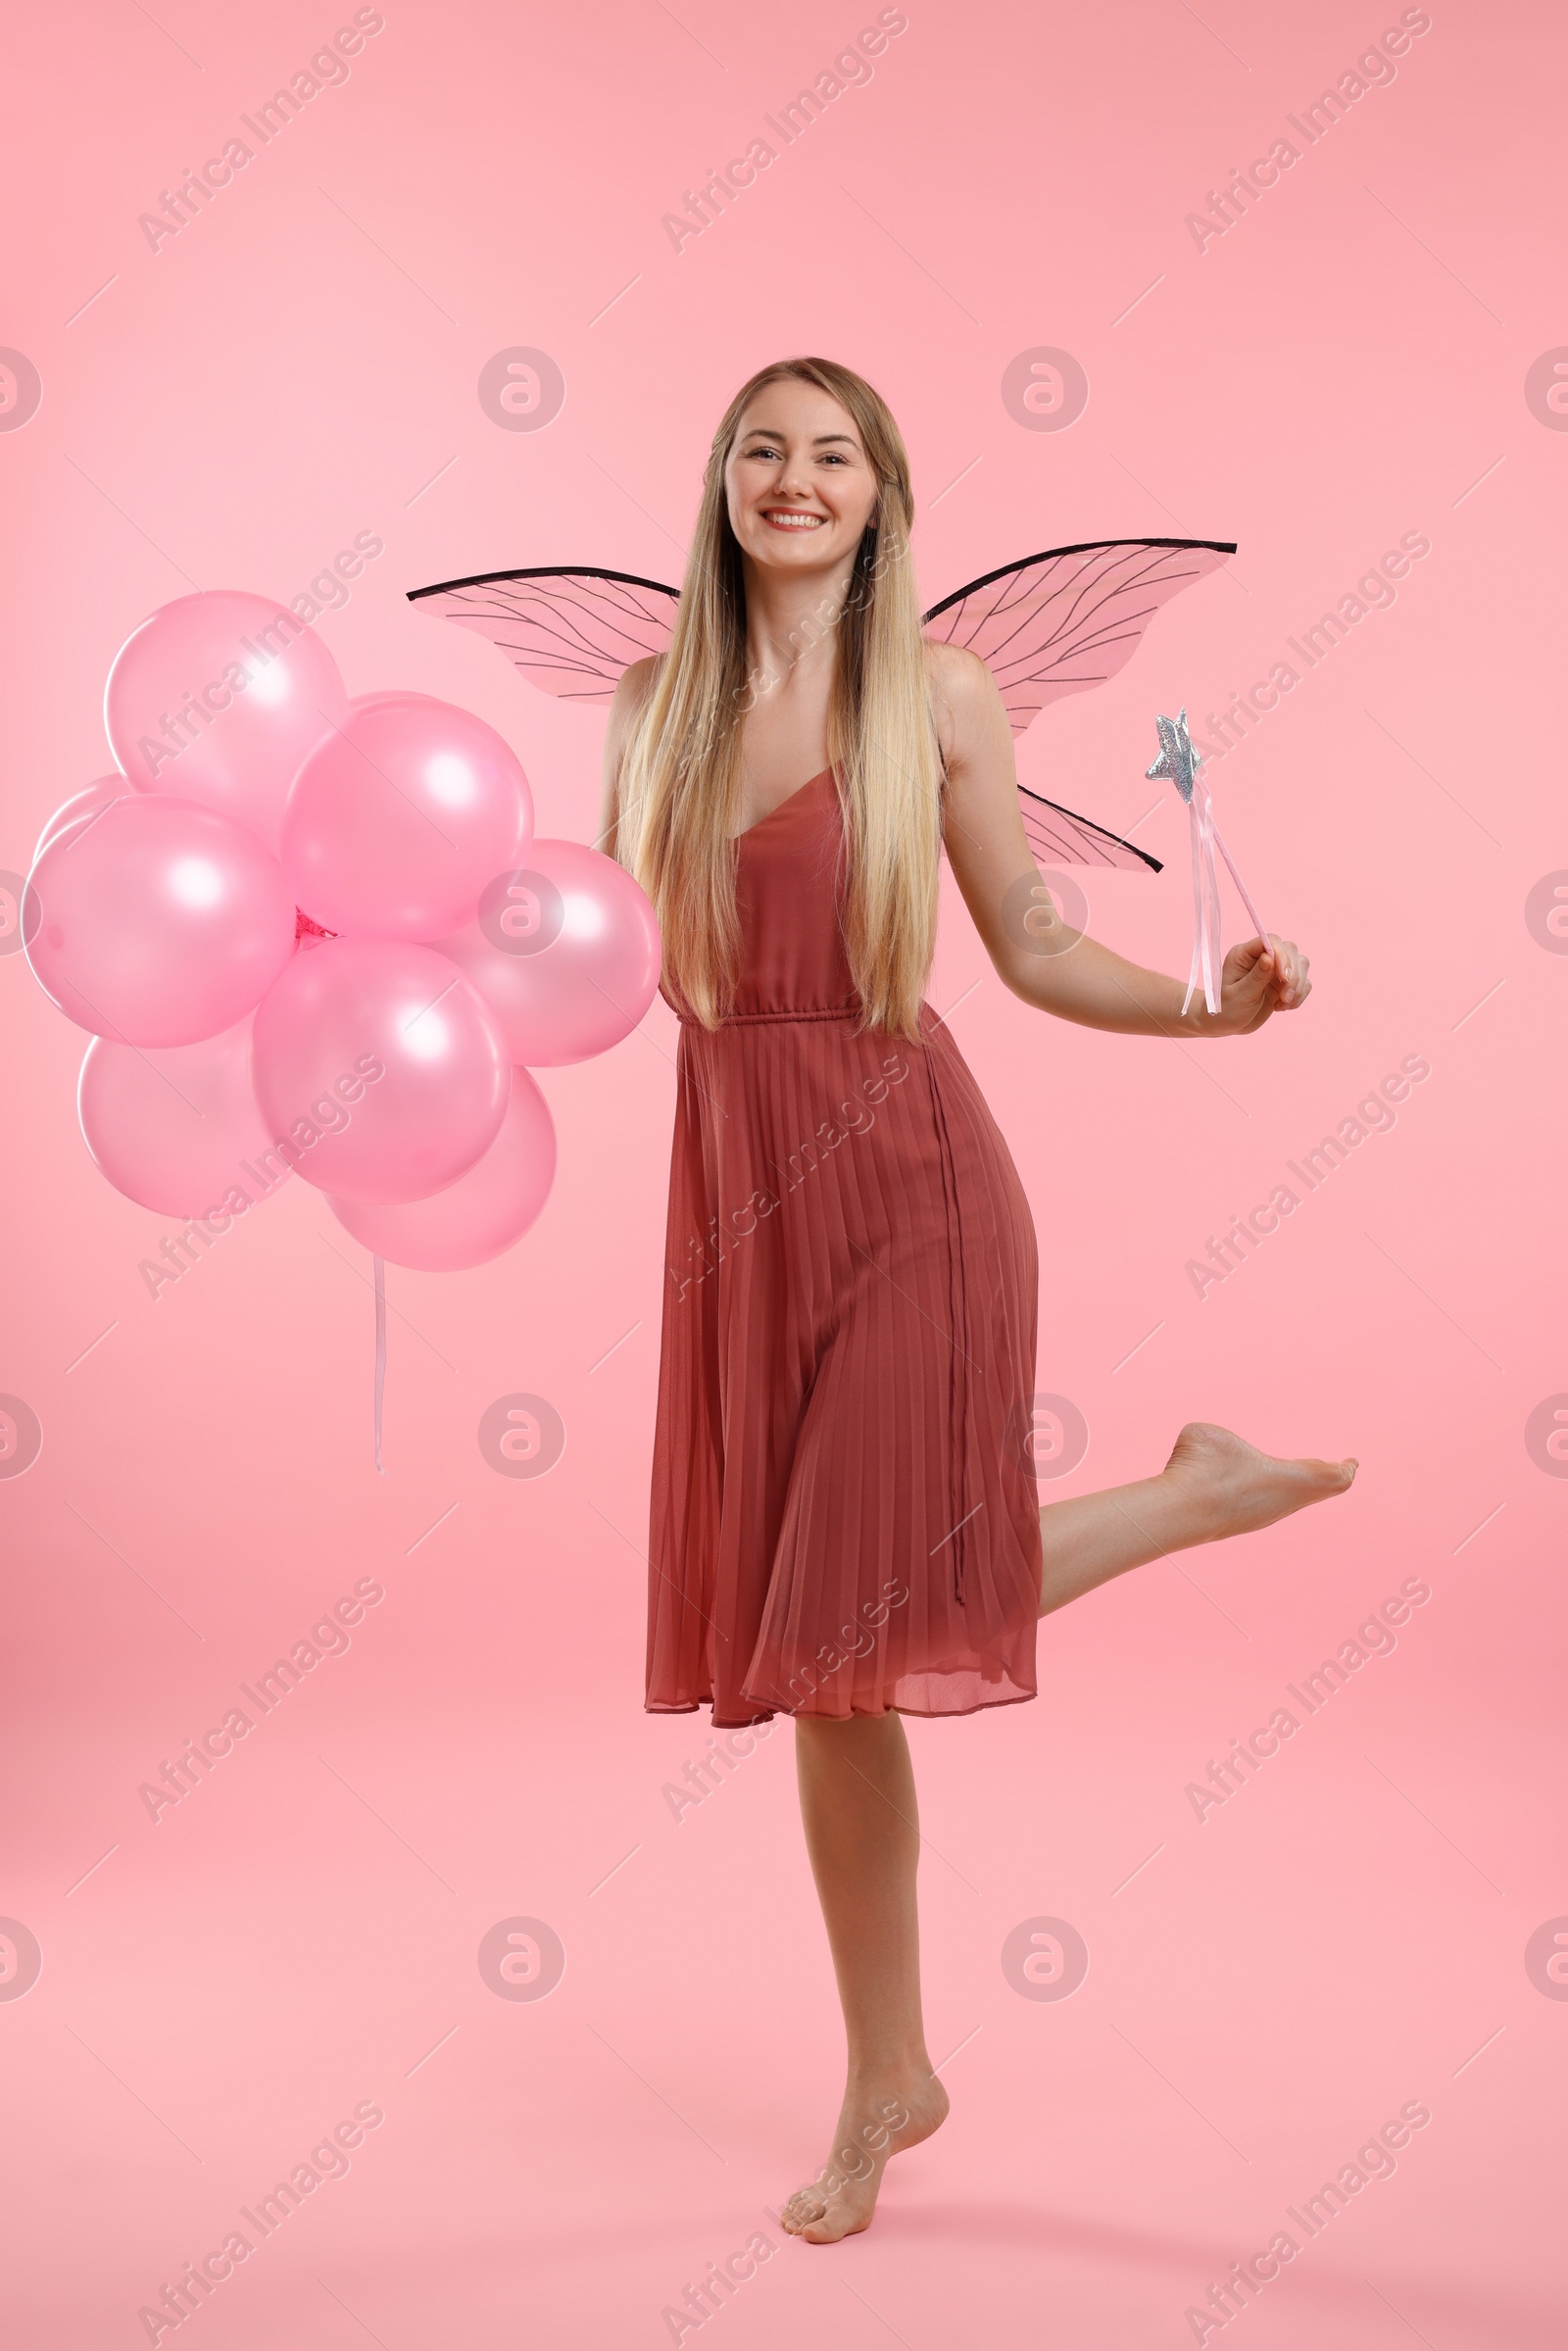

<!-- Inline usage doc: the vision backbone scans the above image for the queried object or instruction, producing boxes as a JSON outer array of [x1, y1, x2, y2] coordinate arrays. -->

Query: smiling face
[[723, 377, 881, 578]]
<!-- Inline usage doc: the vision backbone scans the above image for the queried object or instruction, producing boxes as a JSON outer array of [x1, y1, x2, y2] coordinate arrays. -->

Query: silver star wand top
[[1147, 708, 1269, 1016], [1147, 708, 1201, 804]]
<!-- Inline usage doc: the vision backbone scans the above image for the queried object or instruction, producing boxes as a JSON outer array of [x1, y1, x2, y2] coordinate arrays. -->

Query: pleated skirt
[[646, 1002, 1043, 1727]]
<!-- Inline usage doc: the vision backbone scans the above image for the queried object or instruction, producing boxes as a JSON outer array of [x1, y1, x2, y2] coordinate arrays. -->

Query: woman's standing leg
[[781, 1712, 950, 2241]]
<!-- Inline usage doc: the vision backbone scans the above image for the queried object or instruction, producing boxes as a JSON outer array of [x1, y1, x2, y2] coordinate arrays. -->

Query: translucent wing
[[923, 536, 1235, 733], [925, 535, 1234, 873], [1015, 788, 1161, 874], [407, 565, 680, 706]]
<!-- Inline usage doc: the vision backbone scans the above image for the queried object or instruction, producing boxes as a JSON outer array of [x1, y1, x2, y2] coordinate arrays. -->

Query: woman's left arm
[[931, 642, 1309, 1040]]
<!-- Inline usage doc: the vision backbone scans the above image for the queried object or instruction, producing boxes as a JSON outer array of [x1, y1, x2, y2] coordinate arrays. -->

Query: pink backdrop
[[2, 1, 1564, 2342]]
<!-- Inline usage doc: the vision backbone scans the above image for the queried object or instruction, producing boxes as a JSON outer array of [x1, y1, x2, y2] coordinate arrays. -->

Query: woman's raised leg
[[780, 1711, 950, 2242], [1038, 1420, 1356, 1616]]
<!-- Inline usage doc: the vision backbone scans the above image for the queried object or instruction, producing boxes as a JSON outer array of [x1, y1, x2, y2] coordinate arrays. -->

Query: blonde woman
[[598, 358, 1354, 2242]]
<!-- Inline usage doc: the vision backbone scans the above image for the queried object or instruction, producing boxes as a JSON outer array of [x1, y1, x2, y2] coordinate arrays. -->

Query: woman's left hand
[[1204, 934, 1311, 1035]]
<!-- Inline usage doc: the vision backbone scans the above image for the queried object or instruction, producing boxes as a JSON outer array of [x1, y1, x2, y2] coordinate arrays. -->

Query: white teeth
[[764, 512, 824, 528]]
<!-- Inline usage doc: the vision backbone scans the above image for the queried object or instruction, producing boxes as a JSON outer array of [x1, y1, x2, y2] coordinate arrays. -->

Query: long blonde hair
[[615, 357, 941, 1041]]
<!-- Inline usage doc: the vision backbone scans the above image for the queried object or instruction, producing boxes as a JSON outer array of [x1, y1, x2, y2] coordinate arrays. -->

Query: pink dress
[[646, 769, 1043, 1727]]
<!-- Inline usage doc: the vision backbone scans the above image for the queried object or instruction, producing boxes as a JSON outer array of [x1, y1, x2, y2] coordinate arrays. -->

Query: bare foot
[[780, 2071, 950, 2244], [1162, 1421, 1356, 1546]]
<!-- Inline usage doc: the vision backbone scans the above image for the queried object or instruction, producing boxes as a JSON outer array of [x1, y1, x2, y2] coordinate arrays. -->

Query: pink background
[[3, 0, 1564, 2342]]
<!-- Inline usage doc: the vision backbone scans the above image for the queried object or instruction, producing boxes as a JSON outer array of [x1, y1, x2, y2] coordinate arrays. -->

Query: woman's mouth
[[761, 509, 827, 531]]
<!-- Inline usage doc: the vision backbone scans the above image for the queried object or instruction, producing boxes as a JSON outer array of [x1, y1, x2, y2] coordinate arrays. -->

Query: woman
[[599, 357, 1354, 2243]]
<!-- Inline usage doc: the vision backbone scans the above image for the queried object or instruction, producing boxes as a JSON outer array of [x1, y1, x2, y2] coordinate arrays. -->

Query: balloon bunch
[[24, 591, 661, 1295]]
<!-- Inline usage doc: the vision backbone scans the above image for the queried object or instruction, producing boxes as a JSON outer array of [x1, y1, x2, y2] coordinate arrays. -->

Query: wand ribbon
[[1147, 709, 1269, 1018]]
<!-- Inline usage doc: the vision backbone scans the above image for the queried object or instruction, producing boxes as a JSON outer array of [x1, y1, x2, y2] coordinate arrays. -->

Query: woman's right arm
[[596, 656, 660, 860]]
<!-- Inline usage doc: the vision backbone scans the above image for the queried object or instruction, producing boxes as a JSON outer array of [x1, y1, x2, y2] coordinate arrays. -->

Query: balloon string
[[373, 1253, 387, 1476]]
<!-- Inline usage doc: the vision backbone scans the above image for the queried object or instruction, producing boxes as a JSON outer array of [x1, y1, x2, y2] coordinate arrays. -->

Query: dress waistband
[[675, 1004, 862, 1028]]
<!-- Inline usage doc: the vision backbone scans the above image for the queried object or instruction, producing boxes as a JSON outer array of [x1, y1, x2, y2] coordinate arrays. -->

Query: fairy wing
[[925, 535, 1236, 873], [1008, 788, 1163, 874], [923, 536, 1236, 732], [406, 565, 680, 706]]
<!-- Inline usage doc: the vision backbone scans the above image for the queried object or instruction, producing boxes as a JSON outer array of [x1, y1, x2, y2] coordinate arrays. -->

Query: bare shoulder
[[605, 655, 662, 766], [923, 637, 991, 700], [600, 656, 663, 850], [610, 654, 662, 721], [923, 638, 1006, 765]]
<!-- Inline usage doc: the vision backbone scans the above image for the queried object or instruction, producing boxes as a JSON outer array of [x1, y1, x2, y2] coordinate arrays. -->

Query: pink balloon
[[78, 1016, 291, 1217], [436, 839, 661, 1066], [281, 694, 531, 942], [251, 937, 509, 1203], [33, 777, 125, 863], [328, 1070, 556, 1270], [106, 590, 350, 852], [25, 795, 296, 1046]]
